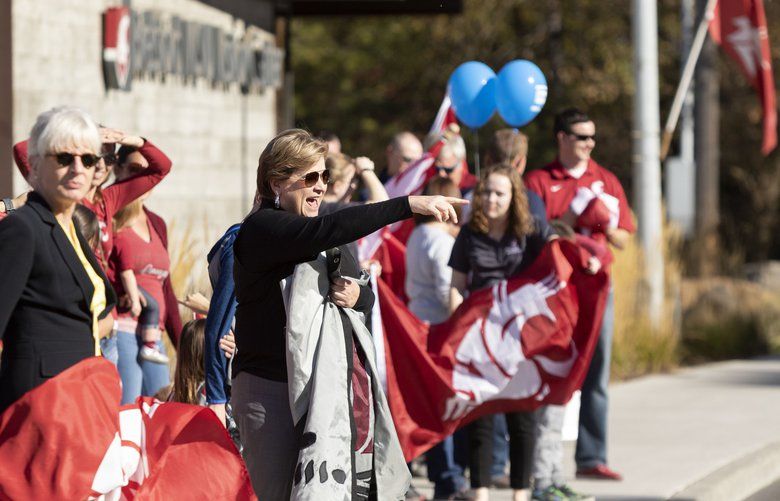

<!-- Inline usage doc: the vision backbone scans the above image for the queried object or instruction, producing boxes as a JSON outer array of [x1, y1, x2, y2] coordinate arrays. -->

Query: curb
[[671, 440, 780, 501]]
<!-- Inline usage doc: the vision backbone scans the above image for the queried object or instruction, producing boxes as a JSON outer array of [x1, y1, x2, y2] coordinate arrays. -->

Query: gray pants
[[532, 405, 566, 490], [231, 372, 301, 500]]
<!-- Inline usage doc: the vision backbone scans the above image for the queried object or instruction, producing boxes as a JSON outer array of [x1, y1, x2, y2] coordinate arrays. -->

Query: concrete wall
[[9, 0, 277, 289]]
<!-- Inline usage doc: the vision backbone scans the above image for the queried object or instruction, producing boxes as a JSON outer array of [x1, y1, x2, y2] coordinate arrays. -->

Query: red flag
[[0, 358, 255, 500], [378, 240, 608, 460], [371, 230, 409, 303], [710, 0, 777, 154], [429, 94, 459, 135]]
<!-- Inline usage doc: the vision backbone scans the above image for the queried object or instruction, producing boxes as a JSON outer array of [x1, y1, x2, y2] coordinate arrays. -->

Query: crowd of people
[[0, 104, 634, 501]]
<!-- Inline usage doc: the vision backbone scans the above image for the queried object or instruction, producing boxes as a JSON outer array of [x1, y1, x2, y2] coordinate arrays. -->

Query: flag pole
[[660, 0, 719, 160]]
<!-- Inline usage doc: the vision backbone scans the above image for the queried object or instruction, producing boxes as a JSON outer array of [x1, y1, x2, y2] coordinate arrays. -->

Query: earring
[[274, 193, 280, 208]]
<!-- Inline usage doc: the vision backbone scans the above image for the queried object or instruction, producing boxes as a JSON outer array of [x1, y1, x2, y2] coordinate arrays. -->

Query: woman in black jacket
[[0, 106, 116, 412], [231, 129, 466, 499]]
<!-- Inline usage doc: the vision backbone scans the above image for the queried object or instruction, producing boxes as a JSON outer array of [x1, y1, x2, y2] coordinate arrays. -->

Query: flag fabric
[[710, 0, 777, 154], [0, 357, 255, 501], [429, 94, 459, 135], [377, 240, 608, 460]]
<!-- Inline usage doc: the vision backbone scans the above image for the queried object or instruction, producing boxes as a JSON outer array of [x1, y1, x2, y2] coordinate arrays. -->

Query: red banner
[[378, 240, 608, 460], [0, 358, 255, 500], [710, 0, 777, 154]]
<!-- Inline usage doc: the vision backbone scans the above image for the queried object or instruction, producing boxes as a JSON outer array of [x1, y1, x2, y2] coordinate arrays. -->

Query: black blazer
[[0, 192, 116, 411]]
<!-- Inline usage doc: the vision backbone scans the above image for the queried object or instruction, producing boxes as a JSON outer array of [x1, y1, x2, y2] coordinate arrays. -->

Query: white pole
[[633, 0, 665, 327], [660, 0, 718, 159]]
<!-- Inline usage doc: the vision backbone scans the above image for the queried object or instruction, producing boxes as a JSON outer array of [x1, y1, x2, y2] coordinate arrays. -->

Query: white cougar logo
[[442, 273, 577, 421]]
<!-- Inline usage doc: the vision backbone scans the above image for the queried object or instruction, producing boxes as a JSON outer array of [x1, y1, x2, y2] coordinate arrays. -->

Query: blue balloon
[[447, 62, 497, 128], [496, 60, 548, 127]]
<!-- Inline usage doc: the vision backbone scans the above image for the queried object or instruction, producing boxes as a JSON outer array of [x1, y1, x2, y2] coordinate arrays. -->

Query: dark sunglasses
[[47, 152, 101, 168], [436, 164, 458, 175], [569, 133, 596, 142], [299, 169, 330, 187]]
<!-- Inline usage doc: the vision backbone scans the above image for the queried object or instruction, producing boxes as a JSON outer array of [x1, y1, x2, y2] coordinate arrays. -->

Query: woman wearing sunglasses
[[231, 129, 467, 499], [10, 127, 172, 268], [0, 106, 117, 412]]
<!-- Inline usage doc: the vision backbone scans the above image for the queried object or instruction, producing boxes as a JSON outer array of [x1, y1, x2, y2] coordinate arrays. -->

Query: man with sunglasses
[[525, 108, 635, 487]]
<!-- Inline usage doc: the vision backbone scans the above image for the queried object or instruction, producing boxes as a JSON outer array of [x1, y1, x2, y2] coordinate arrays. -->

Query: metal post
[[633, 0, 665, 326], [664, 0, 698, 237], [694, 0, 720, 277]]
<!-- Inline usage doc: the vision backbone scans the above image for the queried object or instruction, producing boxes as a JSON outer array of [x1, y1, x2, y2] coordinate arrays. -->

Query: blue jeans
[[575, 287, 614, 468], [116, 329, 170, 404], [137, 286, 160, 333], [492, 414, 509, 477], [100, 331, 119, 366], [426, 429, 469, 497]]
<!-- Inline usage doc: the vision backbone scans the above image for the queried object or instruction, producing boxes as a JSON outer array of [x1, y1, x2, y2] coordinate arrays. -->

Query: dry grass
[[610, 220, 682, 380], [680, 277, 780, 362], [163, 218, 213, 369]]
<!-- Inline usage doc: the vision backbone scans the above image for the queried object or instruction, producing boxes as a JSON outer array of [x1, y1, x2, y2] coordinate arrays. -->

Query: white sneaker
[[140, 346, 170, 364]]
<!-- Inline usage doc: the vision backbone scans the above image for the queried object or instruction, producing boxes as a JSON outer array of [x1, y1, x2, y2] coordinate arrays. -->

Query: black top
[[232, 196, 413, 381], [0, 192, 117, 411], [449, 216, 552, 293]]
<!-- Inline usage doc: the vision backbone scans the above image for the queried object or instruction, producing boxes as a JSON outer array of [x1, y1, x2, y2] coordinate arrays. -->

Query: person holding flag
[[449, 164, 553, 501], [525, 108, 635, 482]]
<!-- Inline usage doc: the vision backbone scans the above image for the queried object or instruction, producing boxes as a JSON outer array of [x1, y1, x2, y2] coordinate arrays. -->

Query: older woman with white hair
[[0, 106, 116, 412]]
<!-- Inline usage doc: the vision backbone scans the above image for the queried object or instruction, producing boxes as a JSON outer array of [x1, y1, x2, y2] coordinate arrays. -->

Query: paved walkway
[[412, 356, 780, 500]]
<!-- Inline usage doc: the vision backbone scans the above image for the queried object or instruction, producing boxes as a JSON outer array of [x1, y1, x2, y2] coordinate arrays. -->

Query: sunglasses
[[569, 133, 596, 142], [436, 164, 458, 175], [47, 152, 101, 168], [298, 169, 330, 187]]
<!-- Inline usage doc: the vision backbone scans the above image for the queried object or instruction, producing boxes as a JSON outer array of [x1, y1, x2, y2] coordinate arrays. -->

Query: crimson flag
[[378, 240, 608, 460], [0, 358, 255, 500], [710, 0, 777, 154]]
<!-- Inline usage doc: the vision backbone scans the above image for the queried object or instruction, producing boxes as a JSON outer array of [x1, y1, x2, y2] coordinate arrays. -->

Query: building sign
[[102, 7, 284, 93]]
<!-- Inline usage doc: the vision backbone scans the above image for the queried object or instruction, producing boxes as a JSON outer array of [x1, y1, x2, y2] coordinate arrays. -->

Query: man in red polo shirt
[[525, 108, 635, 482]]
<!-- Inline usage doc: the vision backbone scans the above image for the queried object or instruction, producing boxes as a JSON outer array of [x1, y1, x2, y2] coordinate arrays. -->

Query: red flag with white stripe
[[377, 240, 608, 460]]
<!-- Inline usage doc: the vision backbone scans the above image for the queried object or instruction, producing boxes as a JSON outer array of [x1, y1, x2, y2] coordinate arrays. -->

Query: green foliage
[[292, 0, 780, 263]]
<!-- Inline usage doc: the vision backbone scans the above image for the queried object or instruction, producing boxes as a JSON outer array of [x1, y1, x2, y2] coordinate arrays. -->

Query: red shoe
[[576, 464, 623, 481]]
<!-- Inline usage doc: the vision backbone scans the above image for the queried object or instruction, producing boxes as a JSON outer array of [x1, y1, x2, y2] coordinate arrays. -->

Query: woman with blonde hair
[[231, 128, 467, 499], [449, 164, 553, 501], [322, 152, 388, 207], [111, 178, 177, 404]]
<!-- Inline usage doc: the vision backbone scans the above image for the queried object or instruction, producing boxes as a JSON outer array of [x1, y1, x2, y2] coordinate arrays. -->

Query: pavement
[[411, 356, 780, 500]]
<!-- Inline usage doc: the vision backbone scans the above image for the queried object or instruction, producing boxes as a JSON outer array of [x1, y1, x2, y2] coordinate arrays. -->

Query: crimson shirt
[[112, 223, 171, 329], [524, 158, 635, 263]]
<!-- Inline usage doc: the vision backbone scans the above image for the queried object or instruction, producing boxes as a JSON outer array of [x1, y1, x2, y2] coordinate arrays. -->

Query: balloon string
[[473, 128, 480, 178]]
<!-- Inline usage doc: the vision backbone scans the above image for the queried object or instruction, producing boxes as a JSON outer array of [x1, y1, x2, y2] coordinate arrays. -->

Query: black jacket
[[0, 192, 116, 411], [233, 197, 412, 382]]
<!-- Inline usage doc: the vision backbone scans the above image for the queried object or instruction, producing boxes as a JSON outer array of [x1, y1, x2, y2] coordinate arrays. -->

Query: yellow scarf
[[59, 218, 107, 356]]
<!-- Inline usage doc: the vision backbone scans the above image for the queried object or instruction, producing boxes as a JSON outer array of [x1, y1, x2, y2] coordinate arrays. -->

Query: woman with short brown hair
[[232, 128, 467, 499]]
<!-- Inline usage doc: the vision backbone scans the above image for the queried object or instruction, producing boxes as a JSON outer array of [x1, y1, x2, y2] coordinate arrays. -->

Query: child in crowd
[[169, 319, 242, 451], [113, 199, 170, 365]]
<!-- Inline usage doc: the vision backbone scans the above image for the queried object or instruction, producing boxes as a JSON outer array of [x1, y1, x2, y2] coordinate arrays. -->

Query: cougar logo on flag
[[444, 274, 574, 421]]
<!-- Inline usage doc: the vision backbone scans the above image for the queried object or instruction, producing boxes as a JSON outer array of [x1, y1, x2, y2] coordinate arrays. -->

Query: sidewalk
[[412, 356, 780, 500]]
